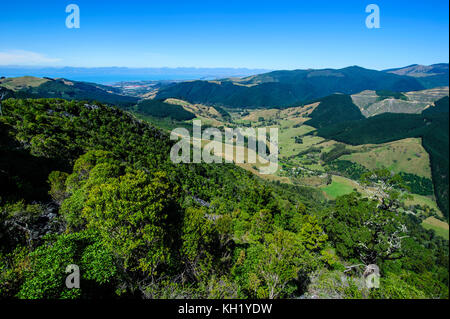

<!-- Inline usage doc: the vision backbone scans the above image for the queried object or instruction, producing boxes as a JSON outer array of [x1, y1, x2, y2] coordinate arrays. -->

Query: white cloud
[[0, 50, 61, 65]]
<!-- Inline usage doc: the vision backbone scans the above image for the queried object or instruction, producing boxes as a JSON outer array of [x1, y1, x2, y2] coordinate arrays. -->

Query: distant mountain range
[[385, 63, 448, 77], [1, 63, 448, 110], [384, 63, 449, 89], [0, 66, 271, 83], [155, 64, 449, 108]]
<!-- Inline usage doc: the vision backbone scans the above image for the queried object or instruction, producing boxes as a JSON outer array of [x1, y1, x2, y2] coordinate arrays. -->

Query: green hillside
[[423, 96, 449, 115], [417, 74, 450, 89], [385, 63, 448, 77], [314, 96, 450, 218], [155, 66, 426, 108], [0, 97, 448, 300], [0, 77, 138, 107], [136, 99, 195, 120], [314, 113, 428, 144], [304, 94, 364, 128], [385, 63, 449, 89], [0, 76, 49, 90]]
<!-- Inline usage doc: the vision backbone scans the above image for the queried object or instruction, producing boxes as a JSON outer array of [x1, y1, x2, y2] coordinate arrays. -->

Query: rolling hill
[[385, 63, 449, 78], [0, 76, 138, 107], [155, 66, 427, 108], [384, 63, 449, 89], [304, 94, 365, 128], [135, 99, 195, 120]]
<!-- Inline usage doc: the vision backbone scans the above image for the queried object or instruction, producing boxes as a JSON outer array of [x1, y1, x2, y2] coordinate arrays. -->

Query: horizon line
[[1, 62, 448, 72]]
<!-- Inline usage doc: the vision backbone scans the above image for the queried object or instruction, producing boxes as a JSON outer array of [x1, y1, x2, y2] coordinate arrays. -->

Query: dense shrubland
[[0, 98, 448, 299]]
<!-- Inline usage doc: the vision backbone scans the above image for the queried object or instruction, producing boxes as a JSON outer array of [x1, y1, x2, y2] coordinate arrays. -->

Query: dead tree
[[0, 92, 5, 116]]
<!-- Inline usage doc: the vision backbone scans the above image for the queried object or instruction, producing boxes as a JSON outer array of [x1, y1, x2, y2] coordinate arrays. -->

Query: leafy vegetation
[[320, 143, 352, 163], [327, 160, 369, 181], [376, 90, 407, 101], [136, 99, 195, 120], [305, 94, 365, 129], [0, 97, 448, 299], [399, 172, 434, 196], [423, 96, 449, 115], [314, 113, 427, 145]]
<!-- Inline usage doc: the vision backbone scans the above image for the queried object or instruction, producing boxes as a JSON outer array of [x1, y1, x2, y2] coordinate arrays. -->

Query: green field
[[405, 194, 443, 217], [422, 217, 449, 240], [279, 124, 323, 158], [340, 138, 432, 178], [320, 175, 358, 199], [0, 76, 49, 90]]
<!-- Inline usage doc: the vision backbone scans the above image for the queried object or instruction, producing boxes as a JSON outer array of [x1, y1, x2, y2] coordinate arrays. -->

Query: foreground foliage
[[0, 98, 448, 299]]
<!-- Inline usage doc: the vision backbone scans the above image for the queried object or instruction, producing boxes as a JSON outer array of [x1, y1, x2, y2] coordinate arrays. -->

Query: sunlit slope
[[352, 87, 449, 117]]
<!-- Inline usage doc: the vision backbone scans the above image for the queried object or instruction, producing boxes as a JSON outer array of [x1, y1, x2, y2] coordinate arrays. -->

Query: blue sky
[[0, 0, 448, 70]]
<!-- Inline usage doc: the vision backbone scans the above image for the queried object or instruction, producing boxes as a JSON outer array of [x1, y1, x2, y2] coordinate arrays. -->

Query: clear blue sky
[[0, 0, 448, 70]]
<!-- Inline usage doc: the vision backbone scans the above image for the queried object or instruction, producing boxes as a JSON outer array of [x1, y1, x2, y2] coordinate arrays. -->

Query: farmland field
[[320, 175, 360, 199], [422, 217, 449, 240], [340, 138, 431, 178]]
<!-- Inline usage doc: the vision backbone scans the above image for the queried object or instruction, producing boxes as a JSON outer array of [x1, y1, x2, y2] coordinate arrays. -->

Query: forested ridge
[[155, 66, 428, 108], [0, 98, 448, 299], [136, 99, 195, 121], [304, 94, 365, 128]]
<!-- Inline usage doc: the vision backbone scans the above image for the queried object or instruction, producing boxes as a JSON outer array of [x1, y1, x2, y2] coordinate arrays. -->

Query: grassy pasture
[[405, 194, 443, 217], [320, 175, 360, 199], [340, 138, 432, 178], [422, 217, 449, 240], [0, 76, 49, 90]]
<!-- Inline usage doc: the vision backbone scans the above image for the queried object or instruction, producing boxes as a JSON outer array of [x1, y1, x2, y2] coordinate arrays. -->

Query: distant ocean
[[45, 74, 205, 84], [0, 67, 270, 85], [0, 73, 206, 84]]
